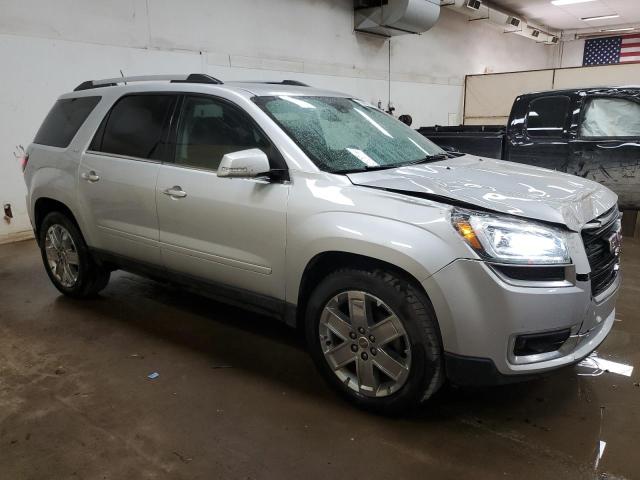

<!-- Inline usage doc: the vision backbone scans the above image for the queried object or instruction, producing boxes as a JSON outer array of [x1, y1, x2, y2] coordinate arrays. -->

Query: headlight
[[451, 208, 570, 265]]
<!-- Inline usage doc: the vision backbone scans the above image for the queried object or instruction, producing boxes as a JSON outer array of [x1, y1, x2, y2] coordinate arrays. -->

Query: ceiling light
[[601, 27, 635, 32], [551, 0, 596, 6], [582, 14, 620, 21]]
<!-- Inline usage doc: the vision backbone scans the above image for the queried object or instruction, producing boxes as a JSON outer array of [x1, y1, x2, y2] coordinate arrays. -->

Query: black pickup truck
[[418, 87, 640, 210]]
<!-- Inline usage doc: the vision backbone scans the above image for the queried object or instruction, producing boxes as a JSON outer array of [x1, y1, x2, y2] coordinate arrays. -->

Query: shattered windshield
[[253, 96, 446, 173]]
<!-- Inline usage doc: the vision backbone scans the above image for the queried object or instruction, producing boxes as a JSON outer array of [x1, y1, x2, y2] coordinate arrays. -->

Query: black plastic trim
[[169, 73, 223, 85], [263, 80, 310, 87], [74, 81, 117, 91], [91, 249, 289, 322], [513, 328, 571, 356], [74, 73, 223, 91], [445, 347, 602, 386], [492, 264, 566, 282], [445, 352, 548, 386]]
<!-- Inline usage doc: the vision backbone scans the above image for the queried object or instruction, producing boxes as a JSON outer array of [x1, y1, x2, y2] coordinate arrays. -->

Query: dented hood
[[347, 155, 618, 231]]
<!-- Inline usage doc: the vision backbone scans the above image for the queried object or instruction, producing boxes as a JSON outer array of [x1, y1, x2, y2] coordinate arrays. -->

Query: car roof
[[61, 75, 352, 100], [519, 85, 640, 98], [225, 81, 351, 98]]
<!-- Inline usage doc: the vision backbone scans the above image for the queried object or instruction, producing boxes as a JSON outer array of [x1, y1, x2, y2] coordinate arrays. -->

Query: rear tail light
[[15, 145, 28, 173], [20, 153, 29, 172]]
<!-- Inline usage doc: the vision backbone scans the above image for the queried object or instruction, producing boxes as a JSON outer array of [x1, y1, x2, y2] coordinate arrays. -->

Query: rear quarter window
[[33, 96, 101, 148]]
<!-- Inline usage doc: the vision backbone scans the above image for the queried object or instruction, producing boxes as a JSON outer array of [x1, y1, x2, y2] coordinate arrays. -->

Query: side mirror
[[217, 149, 270, 178]]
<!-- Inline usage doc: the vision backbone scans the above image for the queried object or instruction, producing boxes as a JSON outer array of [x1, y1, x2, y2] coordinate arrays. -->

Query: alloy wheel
[[44, 224, 80, 288], [319, 291, 411, 397]]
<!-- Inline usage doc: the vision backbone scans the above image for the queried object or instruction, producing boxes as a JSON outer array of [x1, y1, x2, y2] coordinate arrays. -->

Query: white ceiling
[[488, 0, 640, 31]]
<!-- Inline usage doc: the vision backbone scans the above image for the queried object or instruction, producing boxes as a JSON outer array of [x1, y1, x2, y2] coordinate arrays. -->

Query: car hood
[[346, 155, 618, 231]]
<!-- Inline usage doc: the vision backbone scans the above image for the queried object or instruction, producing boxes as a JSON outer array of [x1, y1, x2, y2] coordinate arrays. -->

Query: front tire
[[305, 268, 443, 414], [39, 211, 110, 298]]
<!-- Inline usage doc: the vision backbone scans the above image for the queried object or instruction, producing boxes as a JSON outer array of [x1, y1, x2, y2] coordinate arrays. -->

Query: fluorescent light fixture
[[582, 14, 620, 21], [551, 0, 596, 5], [602, 27, 635, 32]]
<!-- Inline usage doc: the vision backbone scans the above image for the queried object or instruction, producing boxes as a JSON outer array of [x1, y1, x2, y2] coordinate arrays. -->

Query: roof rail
[[263, 80, 310, 87], [73, 73, 223, 91]]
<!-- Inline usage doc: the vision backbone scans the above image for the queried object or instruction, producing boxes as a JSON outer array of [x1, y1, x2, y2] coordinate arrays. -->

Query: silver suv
[[24, 74, 622, 413]]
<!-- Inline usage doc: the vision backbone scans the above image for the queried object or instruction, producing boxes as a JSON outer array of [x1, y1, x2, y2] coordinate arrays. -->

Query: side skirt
[[90, 248, 297, 327]]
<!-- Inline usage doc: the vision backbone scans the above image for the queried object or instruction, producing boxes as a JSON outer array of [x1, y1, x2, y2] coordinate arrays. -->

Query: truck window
[[525, 96, 569, 138], [580, 97, 640, 138], [33, 96, 101, 148], [94, 95, 174, 160]]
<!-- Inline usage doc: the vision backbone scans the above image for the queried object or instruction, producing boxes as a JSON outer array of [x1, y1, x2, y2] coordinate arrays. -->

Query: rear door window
[[580, 97, 640, 138], [526, 96, 570, 138], [33, 96, 101, 148], [93, 95, 175, 160]]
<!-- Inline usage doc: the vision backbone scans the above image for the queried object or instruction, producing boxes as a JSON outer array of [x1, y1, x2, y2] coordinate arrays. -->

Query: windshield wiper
[[332, 164, 401, 174], [405, 153, 450, 165], [332, 153, 450, 174]]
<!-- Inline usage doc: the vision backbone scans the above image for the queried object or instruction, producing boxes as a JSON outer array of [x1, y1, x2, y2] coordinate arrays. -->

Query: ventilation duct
[[446, 0, 560, 44], [354, 0, 441, 37]]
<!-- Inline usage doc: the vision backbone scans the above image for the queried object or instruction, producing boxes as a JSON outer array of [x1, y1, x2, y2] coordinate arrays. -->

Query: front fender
[[285, 211, 466, 304]]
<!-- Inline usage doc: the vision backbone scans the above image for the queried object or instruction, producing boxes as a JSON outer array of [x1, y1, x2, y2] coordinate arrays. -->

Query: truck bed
[[417, 125, 506, 159]]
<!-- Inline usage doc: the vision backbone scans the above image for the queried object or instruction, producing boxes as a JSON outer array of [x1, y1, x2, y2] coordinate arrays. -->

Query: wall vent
[[466, 0, 482, 11], [507, 16, 520, 28]]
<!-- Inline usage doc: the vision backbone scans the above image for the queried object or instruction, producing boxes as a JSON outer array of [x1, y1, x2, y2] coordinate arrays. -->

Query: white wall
[[0, 0, 557, 242], [560, 39, 585, 68]]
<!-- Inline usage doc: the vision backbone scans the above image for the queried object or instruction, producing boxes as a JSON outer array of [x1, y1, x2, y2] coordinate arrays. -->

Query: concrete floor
[[0, 239, 638, 480]]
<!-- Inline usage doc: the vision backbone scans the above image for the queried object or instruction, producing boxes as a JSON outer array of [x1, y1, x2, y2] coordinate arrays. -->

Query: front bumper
[[423, 258, 620, 384]]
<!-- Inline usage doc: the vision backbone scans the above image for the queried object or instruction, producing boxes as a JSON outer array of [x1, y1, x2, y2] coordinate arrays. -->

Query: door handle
[[162, 186, 187, 198], [81, 170, 100, 182]]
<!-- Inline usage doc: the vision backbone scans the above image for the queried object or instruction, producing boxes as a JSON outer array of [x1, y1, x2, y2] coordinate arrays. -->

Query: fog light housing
[[513, 329, 571, 356]]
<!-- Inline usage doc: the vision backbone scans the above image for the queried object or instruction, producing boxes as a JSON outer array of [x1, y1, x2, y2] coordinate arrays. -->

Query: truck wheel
[[39, 211, 110, 298], [305, 268, 443, 414]]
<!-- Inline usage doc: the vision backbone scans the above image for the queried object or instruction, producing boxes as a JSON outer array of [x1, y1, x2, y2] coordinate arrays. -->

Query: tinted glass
[[254, 96, 444, 173], [580, 97, 640, 138], [99, 95, 174, 160], [175, 96, 275, 171], [33, 96, 101, 147], [526, 96, 570, 138]]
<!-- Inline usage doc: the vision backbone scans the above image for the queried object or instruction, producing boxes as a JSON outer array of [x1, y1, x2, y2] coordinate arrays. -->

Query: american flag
[[583, 34, 640, 66]]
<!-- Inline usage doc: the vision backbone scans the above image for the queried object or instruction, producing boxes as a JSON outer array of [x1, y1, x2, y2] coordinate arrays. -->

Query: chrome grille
[[581, 206, 621, 297]]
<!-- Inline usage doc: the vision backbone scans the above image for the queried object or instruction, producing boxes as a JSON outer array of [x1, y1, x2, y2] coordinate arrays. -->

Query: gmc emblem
[[607, 231, 622, 256]]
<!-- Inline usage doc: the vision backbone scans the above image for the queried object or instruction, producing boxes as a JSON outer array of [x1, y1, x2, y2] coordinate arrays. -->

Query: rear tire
[[305, 268, 443, 414], [39, 211, 110, 298]]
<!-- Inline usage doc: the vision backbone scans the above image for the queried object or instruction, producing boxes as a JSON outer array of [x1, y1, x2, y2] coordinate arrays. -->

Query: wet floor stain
[[0, 239, 639, 479]]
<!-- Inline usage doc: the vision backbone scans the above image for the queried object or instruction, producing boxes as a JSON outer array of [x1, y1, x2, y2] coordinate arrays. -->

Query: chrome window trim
[[85, 150, 162, 164]]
